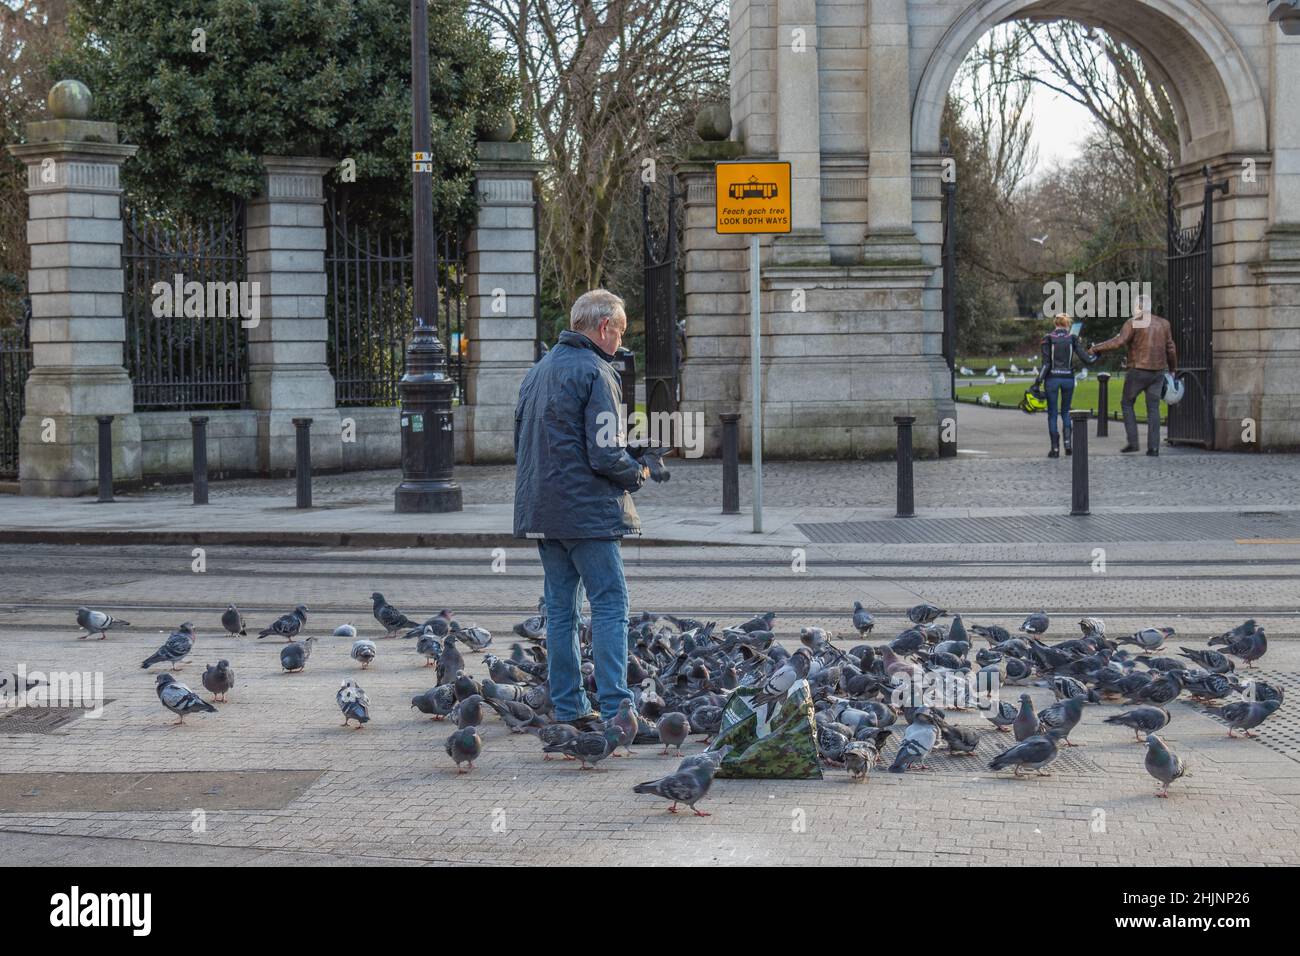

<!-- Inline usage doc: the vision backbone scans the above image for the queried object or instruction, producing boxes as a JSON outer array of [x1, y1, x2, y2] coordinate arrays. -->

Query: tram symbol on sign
[[728, 176, 780, 201]]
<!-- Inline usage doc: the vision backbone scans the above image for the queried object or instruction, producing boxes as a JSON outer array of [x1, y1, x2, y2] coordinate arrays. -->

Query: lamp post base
[[395, 479, 463, 514]]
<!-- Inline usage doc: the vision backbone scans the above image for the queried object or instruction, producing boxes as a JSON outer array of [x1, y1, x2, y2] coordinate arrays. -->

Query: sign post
[[714, 161, 791, 534]]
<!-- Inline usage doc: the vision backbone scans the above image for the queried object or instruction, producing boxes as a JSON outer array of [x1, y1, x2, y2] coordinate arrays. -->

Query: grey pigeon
[[1019, 612, 1050, 635], [988, 729, 1066, 777], [333, 623, 358, 638], [1218, 698, 1281, 738], [155, 673, 216, 725], [1145, 733, 1186, 797], [142, 623, 196, 669], [935, 716, 979, 755], [751, 646, 811, 708], [1129, 670, 1185, 706], [76, 607, 130, 641], [336, 679, 370, 727], [605, 698, 640, 754], [527, 722, 580, 759], [656, 712, 691, 756], [453, 624, 493, 651], [733, 611, 776, 633], [436, 635, 464, 687], [1222, 628, 1267, 667], [371, 591, 417, 638], [1119, 626, 1173, 651], [984, 699, 1017, 732], [677, 744, 734, 774], [258, 605, 307, 640], [1036, 696, 1086, 746], [415, 627, 442, 666], [445, 726, 482, 773], [1209, 619, 1257, 647], [220, 605, 246, 637], [1012, 693, 1038, 741], [411, 685, 456, 720], [843, 729, 892, 781], [1104, 705, 1171, 741], [1178, 646, 1234, 674], [484, 697, 544, 733], [452, 694, 485, 729], [888, 711, 938, 772], [852, 601, 875, 634], [200, 659, 234, 702], [544, 726, 622, 769], [279, 636, 316, 673], [513, 598, 546, 641], [350, 639, 377, 669], [907, 603, 947, 625], [633, 761, 721, 816]]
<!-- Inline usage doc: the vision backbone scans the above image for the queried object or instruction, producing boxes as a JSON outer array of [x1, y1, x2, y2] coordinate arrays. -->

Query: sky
[[1025, 81, 1099, 178]]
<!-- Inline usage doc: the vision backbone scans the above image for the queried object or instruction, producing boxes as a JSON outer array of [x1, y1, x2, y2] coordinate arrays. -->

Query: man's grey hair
[[1133, 292, 1152, 316], [571, 289, 625, 333]]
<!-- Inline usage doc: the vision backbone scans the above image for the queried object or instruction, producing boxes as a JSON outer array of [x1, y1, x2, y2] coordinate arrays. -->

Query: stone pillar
[[863, 0, 919, 261], [462, 141, 545, 463], [771, 0, 830, 264], [245, 155, 340, 474], [6, 83, 140, 496]]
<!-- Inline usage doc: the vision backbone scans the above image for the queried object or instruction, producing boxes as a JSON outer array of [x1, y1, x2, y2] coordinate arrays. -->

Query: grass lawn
[[955, 375, 1168, 423]]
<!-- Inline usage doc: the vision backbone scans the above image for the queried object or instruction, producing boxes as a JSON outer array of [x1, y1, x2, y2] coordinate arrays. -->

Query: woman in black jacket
[[1034, 313, 1096, 457]]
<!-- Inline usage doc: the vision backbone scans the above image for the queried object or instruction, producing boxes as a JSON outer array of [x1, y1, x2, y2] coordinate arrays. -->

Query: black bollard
[[1070, 409, 1090, 515], [720, 412, 740, 515], [190, 416, 209, 505], [1096, 372, 1110, 438], [293, 417, 313, 509], [895, 415, 915, 518], [96, 415, 114, 503]]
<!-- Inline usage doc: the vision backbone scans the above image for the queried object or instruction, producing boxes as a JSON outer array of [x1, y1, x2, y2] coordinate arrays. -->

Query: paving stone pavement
[[1, 543, 1297, 866]]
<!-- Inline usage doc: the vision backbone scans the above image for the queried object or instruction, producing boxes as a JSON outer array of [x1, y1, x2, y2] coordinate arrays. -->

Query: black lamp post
[[395, 0, 462, 513]]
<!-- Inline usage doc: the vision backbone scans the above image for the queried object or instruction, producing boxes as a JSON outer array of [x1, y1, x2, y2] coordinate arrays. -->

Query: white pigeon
[[979, 392, 992, 405], [1009, 363, 1020, 374], [333, 623, 358, 638], [995, 373, 1006, 384], [959, 366, 973, 376], [1077, 368, 1089, 381], [350, 639, 377, 669], [985, 365, 998, 376]]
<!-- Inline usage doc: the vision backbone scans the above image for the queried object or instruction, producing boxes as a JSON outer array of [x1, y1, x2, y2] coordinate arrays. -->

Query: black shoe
[[1120, 444, 1140, 453], [567, 713, 602, 731], [1048, 448, 1059, 458], [1064, 443, 1072, 457], [1146, 449, 1159, 457]]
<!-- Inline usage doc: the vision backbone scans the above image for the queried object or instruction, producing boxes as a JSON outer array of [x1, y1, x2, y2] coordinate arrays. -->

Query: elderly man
[[514, 289, 652, 728], [1090, 296, 1178, 457]]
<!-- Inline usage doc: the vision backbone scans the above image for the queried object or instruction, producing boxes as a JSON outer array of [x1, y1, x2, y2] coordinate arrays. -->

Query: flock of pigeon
[[70, 597, 1282, 814]]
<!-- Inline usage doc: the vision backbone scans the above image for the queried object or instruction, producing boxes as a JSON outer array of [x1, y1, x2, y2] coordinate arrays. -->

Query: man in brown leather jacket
[[1089, 296, 1178, 456]]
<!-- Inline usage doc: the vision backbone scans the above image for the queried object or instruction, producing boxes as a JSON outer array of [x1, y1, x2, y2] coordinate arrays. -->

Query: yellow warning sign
[[715, 162, 792, 234]]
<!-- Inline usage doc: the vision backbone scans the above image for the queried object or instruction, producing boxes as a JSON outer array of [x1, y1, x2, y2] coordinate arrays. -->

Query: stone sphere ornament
[[481, 114, 516, 143], [694, 102, 731, 142], [49, 79, 93, 120]]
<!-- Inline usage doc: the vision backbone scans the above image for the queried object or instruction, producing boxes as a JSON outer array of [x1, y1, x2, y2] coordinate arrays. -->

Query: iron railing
[[325, 190, 466, 406], [0, 303, 32, 478], [122, 201, 249, 410]]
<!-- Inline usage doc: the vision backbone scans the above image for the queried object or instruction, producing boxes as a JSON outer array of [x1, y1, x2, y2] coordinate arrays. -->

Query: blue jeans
[[1044, 373, 1076, 445], [537, 538, 633, 721]]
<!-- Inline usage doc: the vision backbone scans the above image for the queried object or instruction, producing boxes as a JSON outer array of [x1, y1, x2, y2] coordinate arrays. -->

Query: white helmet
[[1162, 372, 1185, 405]]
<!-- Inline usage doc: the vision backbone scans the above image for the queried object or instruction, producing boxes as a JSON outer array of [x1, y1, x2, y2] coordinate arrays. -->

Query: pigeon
[[843, 729, 892, 781], [513, 598, 546, 641], [350, 639, 377, 669], [155, 673, 216, 725], [1221, 628, 1267, 668], [406, 609, 456, 641], [1129, 670, 1185, 706], [888, 711, 938, 772], [1104, 706, 1171, 741], [1119, 627, 1173, 651], [733, 611, 776, 634], [333, 623, 358, 638], [984, 699, 1018, 732], [452, 694, 485, 730], [337, 679, 370, 727], [751, 646, 812, 708], [525, 722, 580, 759], [411, 685, 456, 720], [1012, 693, 1038, 741], [200, 660, 234, 702], [371, 592, 417, 638], [544, 726, 623, 769], [1036, 696, 1085, 746], [1218, 699, 1281, 738], [1209, 619, 1257, 647], [606, 698, 640, 755], [1079, 617, 1106, 638], [1182, 671, 1238, 702], [935, 716, 979, 755], [484, 697, 544, 733], [220, 605, 246, 637], [1019, 612, 1050, 635], [258, 605, 307, 641], [141, 623, 196, 669], [1144, 733, 1186, 797], [1052, 675, 1099, 703], [445, 726, 482, 773], [415, 628, 442, 666], [76, 607, 130, 641], [907, 603, 947, 625], [851, 601, 875, 634], [988, 729, 1066, 777], [1178, 646, 1234, 674], [436, 635, 465, 687], [280, 637, 316, 673], [633, 761, 721, 816], [656, 712, 691, 756], [453, 624, 493, 651]]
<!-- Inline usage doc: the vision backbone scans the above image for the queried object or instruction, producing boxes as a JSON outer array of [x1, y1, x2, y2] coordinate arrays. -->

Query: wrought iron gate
[[0, 305, 31, 479], [641, 179, 683, 417], [941, 152, 957, 400], [1165, 167, 1227, 448]]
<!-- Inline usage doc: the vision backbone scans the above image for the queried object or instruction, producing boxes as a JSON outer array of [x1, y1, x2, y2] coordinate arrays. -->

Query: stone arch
[[911, 0, 1268, 164]]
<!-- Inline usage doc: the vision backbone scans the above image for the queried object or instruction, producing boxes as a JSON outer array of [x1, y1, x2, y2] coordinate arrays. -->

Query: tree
[[51, 0, 517, 230]]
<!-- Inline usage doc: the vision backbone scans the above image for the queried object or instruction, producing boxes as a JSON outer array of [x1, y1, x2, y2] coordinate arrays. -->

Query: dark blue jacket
[[513, 330, 645, 539]]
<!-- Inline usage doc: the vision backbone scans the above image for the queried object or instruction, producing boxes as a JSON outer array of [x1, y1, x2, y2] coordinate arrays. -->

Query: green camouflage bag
[[714, 680, 822, 779]]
